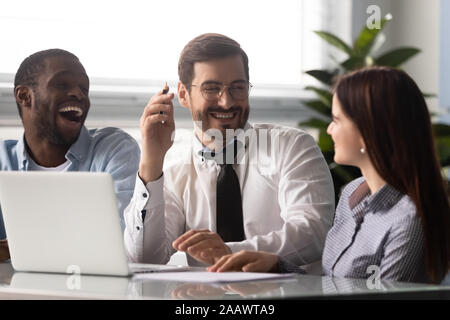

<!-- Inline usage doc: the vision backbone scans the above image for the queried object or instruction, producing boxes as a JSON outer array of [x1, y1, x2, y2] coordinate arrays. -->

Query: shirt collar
[[16, 135, 28, 170], [66, 126, 91, 162], [16, 126, 90, 169], [365, 182, 403, 213], [349, 178, 403, 219], [193, 122, 252, 164]]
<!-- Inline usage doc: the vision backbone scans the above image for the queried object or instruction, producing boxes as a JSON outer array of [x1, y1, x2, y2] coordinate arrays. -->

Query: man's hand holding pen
[[138, 82, 175, 184]]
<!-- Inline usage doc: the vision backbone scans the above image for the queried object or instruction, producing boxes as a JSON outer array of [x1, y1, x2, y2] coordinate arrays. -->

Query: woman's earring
[[360, 148, 365, 154]]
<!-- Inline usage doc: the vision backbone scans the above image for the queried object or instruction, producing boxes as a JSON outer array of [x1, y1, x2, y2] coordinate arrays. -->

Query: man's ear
[[15, 85, 33, 110], [177, 82, 191, 109]]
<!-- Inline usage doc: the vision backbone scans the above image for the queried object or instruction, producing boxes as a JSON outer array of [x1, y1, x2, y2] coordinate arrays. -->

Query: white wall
[[440, 0, 450, 114], [352, 0, 440, 111]]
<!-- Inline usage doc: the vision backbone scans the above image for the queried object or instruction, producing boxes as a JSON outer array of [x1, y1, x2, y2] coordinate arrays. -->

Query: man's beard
[[193, 106, 250, 134], [33, 99, 78, 147]]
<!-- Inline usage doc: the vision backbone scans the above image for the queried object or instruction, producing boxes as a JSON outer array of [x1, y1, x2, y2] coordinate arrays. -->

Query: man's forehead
[[192, 55, 246, 82], [42, 55, 87, 78]]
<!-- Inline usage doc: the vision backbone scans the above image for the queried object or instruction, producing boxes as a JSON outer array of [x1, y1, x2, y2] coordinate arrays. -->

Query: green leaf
[[299, 118, 330, 130], [304, 69, 338, 86], [423, 92, 437, 98], [375, 47, 421, 67], [331, 164, 357, 183], [314, 31, 354, 56], [331, 164, 362, 186], [354, 15, 392, 56], [302, 99, 331, 116], [433, 123, 450, 136], [318, 130, 334, 152], [436, 136, 450, 167], [433, 124, 450, 167], [305, 86, 333, 107], [340, 56, 365, 71]]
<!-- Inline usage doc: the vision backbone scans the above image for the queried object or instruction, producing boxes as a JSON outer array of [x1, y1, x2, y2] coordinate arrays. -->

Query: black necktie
[[216, 162, 245, 242]]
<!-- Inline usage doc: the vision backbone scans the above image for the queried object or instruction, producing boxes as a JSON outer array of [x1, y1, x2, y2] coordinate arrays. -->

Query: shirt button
[[136, 226, 141, 231], [143, 193, 148, 198]]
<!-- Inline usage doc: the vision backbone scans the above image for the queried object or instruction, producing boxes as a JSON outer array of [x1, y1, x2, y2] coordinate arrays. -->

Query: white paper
[[133, 271, 294, 283]]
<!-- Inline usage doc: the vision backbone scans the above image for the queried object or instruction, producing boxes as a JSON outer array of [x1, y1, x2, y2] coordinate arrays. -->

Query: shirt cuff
[[133, 173, 165, 211]]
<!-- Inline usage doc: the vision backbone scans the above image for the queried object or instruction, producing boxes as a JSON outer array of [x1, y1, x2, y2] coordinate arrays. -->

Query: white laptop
[[0, 171, 195, 277]]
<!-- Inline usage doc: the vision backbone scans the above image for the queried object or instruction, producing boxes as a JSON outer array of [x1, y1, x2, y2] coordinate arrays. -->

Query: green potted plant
[[300, 13, 450, 202]]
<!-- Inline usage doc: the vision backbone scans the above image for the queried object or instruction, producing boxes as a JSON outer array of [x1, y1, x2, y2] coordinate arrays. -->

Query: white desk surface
[[1, 262, 450, 300]]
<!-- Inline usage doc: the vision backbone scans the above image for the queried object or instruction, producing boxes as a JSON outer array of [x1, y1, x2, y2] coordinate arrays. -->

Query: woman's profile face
[[327, 94, 366, 167]]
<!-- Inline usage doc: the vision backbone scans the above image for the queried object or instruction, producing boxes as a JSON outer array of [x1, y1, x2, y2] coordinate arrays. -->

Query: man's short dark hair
[[14, 49, 79, 118], [178, 33, 249, 90]]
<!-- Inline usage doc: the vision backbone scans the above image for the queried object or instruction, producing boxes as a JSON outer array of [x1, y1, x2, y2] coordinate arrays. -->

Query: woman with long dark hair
[[208, 67, 450, 283]]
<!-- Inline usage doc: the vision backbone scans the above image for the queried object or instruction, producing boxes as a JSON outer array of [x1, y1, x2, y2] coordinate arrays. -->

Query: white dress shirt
[[124, 123, 335, 266]]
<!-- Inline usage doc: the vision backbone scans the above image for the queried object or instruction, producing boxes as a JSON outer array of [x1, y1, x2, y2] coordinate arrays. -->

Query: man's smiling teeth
[[59, 106, 83, 117], [211, 112, 234, 119]]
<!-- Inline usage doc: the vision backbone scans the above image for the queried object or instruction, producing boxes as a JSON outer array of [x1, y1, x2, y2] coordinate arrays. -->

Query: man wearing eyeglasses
[[124, 33, 335, 269]]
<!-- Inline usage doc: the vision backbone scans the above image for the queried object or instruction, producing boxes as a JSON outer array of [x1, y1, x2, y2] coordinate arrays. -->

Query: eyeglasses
[[191, 81, 252, 101]]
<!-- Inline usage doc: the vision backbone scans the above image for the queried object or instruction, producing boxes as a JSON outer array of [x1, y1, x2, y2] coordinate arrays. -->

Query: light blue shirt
[[0, 126, 140, 239]]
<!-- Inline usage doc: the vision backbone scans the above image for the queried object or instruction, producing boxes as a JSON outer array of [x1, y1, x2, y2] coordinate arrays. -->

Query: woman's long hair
[[335, 66, 450, 283]]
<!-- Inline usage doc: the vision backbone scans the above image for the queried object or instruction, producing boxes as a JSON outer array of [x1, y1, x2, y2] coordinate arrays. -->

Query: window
[[0, 0, 352, 127]]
